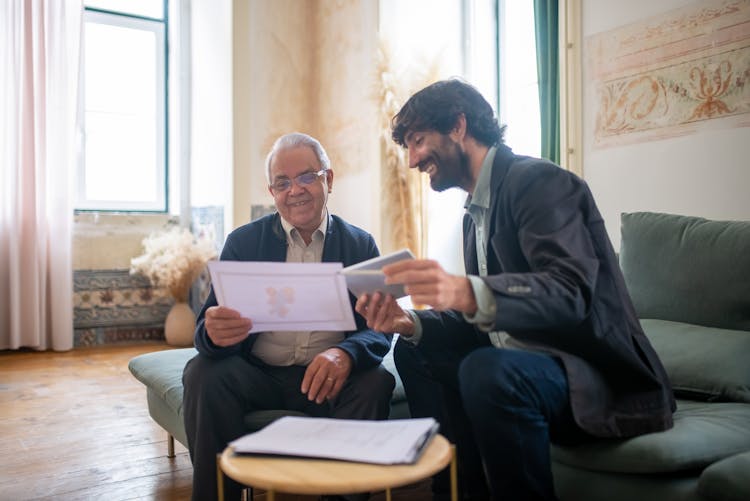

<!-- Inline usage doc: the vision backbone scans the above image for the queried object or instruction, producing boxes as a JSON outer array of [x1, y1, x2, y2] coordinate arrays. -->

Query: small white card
[[341, 248, 416, 298], [208, 261, 356, 333]]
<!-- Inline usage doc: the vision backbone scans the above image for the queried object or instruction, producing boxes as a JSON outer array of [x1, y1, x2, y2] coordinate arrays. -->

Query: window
[[77, 0, 167, 212], [497, 0, 542, 158]]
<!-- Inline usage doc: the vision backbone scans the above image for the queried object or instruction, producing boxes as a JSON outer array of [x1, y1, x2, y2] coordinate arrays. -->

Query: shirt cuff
[[462, 275, 496, 332], [399, 310, 424, 345]]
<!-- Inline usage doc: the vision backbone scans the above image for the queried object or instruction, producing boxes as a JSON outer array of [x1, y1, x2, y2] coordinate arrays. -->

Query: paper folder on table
[[229, 416, 439, 465]]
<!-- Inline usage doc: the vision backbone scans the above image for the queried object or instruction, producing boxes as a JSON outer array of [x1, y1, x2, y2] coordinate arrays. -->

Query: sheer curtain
[[0, 0, 82, 351]]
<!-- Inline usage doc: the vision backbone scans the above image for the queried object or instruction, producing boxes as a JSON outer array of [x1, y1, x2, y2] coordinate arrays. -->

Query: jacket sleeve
[[483, 162, 601, 332], [193, 234, 253, 359]]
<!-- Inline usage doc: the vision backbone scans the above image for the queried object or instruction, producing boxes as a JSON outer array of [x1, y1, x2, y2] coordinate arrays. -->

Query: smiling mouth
[[419, 161, 437, 176], [288, 200, 310, 208]]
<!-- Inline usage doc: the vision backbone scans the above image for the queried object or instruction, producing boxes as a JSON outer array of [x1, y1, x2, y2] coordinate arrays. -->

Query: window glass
[[77, 5, 166, 212], [498, 0, 541, 157]]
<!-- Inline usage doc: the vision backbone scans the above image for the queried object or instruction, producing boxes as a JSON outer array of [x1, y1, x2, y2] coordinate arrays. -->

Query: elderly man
[[183, 132, 394, 501]]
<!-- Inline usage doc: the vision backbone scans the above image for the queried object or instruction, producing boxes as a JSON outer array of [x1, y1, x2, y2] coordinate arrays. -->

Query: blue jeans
[[395, 337, 586, 500], [459, 347, 586, 500]]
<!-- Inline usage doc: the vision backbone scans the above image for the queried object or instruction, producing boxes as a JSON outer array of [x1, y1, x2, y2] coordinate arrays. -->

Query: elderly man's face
[[268, 146, 332, 237]]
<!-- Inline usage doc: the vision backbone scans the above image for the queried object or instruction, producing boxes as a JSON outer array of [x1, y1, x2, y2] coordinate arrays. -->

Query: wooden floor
[[0, 343, 432, 501], [0, 343, 192, 501]]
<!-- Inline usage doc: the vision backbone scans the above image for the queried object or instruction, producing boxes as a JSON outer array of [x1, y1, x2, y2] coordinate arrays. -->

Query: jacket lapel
[[263, 213, 290, 262]]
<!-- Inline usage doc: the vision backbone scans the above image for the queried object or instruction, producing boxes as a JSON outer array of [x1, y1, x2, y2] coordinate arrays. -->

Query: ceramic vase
[[164, 302, 196, 346]]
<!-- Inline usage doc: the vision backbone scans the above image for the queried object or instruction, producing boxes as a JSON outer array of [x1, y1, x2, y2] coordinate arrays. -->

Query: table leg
[[450, 445, 458, 501], [267, 490, 275, 501], [217, 453, 225, 501], [385, 487, 392, 501]]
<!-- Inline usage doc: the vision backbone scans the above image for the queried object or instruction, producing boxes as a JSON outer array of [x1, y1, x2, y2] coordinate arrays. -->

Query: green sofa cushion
[[551, 400, 750, 474], [698, 450, 750, 501], [641, 319, 750, 403], [619, 212, 750, 331], [129, 347, 197, 415]]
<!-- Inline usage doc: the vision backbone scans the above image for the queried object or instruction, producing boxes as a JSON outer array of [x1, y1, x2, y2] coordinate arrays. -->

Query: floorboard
[[0, 343, 432, 501], [0, 343, 192, 501]]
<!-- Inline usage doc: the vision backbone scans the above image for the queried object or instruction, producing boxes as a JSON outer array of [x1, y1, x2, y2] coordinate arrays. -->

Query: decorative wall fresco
[[586, 0, 750, 148]]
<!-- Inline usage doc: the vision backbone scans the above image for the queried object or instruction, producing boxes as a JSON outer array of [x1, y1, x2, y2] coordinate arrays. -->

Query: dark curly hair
[[391, 78, 505, 147]]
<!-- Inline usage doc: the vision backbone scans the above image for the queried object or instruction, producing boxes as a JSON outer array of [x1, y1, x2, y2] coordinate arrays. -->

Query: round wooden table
[[217, 433, 456, 501]]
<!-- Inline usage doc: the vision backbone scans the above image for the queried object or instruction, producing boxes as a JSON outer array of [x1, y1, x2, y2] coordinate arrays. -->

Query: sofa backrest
[[619, 211, 750, 331]]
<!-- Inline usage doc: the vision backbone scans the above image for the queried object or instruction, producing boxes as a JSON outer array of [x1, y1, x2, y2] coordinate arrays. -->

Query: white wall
[[581, 0, 750, 249]]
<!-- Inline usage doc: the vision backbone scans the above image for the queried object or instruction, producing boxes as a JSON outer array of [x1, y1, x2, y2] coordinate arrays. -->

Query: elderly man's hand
[[204, 306, 253, 347], [301, 347, 353, 404]]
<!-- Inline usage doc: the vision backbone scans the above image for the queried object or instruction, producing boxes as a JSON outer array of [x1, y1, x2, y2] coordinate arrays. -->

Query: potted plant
[[130, 227, 217, 345]]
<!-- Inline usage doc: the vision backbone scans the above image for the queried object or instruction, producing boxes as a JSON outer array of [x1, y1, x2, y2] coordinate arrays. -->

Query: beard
[[428, 139, 471, 192]]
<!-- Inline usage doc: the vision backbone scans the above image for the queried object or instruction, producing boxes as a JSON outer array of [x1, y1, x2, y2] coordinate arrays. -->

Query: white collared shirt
[[251, 212, 345, 365]]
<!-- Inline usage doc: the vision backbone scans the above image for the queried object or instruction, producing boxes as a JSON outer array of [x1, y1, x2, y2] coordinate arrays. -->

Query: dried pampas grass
[[130, 227, 217, 303], [376, 41, 439, 259]]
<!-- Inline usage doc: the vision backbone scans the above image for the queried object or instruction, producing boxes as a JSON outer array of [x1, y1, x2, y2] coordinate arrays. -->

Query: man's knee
[[183, 353, 247, 401], [458, 348, 521, 406]]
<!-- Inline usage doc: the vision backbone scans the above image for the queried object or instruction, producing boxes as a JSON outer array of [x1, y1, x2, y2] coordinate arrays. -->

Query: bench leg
[[167, 433, 176, 458]]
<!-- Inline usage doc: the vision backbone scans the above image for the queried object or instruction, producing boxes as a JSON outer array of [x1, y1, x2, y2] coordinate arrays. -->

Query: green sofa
[[551, 212, 750, 501], [128, 337, 409, 457], [131, 211, 750, 500]]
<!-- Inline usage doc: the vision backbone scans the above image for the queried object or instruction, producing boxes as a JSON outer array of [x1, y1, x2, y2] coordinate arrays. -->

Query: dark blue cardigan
[[193, 212, 391, 371]]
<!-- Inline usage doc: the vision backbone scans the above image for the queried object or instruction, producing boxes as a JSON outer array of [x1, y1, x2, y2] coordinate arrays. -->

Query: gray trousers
[[182, 353, 395, 501]]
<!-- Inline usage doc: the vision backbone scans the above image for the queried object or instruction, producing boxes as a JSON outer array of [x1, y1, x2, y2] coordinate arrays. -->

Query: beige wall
[[235, 0, 381, 241], [581, 0, 750, 248], [73, 213, 174, 270]]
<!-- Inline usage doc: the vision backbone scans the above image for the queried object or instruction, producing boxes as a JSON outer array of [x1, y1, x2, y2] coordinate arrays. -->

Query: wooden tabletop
[[219, 434, 453, 495]]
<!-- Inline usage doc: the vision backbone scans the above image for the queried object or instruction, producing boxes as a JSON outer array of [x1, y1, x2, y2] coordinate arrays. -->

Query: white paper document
[[229, 416, 440, 465], [208, 261, 356, 333], [341, 248, 415, 299]]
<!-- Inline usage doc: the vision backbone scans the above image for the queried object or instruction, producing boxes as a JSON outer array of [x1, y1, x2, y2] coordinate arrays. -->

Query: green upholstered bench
[[128, 338, 409, 457], [551, 212, 750, 501]]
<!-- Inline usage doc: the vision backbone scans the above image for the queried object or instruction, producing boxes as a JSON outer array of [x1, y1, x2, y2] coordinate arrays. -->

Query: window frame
[[76, 3, 169, 213]]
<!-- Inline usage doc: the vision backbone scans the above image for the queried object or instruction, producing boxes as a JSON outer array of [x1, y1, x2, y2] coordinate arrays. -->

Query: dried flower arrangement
[[130, 227, 217, 303]]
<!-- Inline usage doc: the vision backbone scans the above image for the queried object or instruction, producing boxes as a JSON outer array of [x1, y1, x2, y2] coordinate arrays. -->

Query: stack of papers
[[229, 416, 439, 465], [207, 249, 415, 333]]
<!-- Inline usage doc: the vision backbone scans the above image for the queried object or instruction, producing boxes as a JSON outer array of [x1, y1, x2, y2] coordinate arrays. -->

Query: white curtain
[[0, 0, 82, 351]]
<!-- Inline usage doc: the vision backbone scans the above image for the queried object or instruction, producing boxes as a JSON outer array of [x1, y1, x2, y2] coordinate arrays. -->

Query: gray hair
[[265, 132, 331, 184]]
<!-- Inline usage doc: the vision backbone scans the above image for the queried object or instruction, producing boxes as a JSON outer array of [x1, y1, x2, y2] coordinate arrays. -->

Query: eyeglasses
[[269, 169, 328, 193]]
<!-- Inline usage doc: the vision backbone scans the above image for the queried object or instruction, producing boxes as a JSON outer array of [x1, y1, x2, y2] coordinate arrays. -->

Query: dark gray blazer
[[417, 144, 675, 438], [193, 212, 391, 371]]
